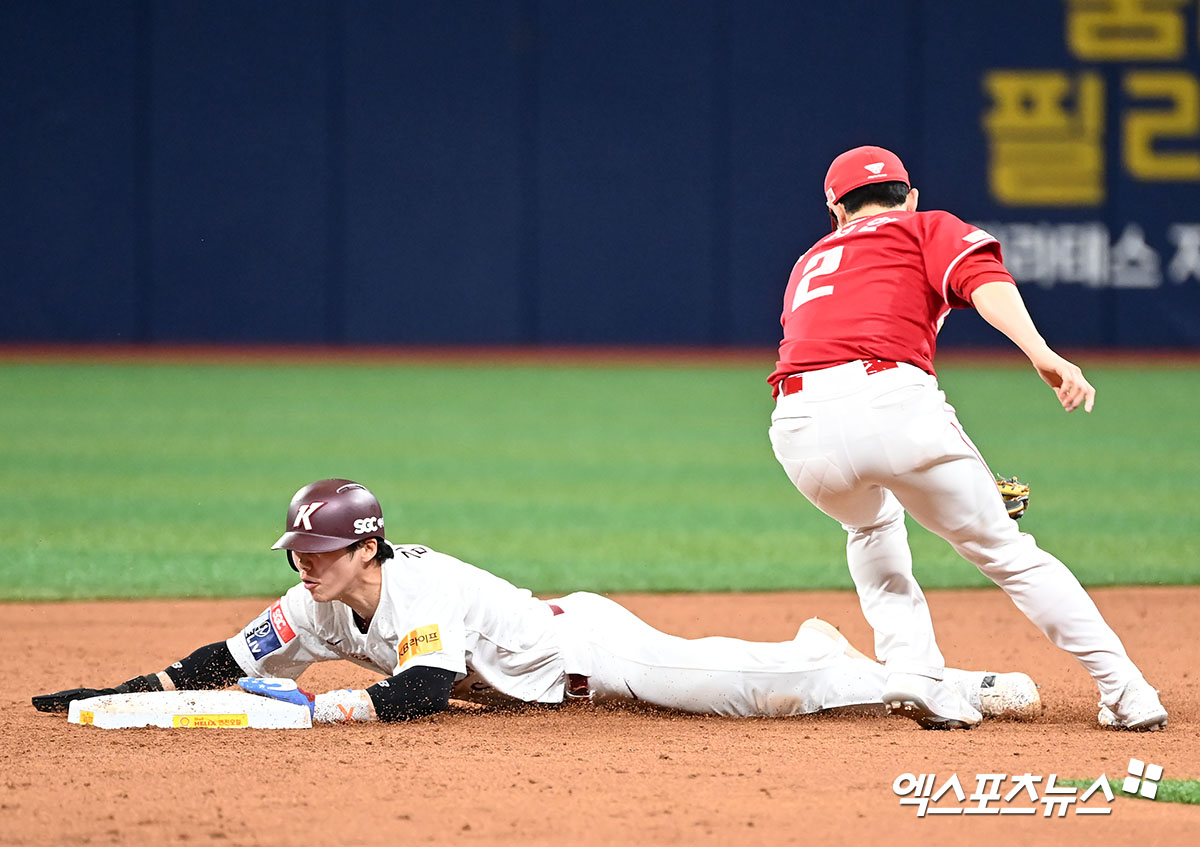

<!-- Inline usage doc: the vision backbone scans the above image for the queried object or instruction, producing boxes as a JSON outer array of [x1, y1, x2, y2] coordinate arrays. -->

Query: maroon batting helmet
[[272, 479, 387, 570]]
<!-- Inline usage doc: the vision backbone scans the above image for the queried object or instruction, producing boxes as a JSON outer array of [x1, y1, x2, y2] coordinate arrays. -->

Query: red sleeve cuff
[[949, 247, 1014, 307]]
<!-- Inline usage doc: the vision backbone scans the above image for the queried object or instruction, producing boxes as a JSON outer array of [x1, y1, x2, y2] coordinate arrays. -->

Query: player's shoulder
[[912, 208, 979, 235], [381, 543, 482, 614], [279, 581, 321, 629], [281, 582, 315, 615], [384, 542, 512, 592], [916, 209, 1000, 249], [916, 208, 965, 223], [383, 542, 466, 582], [387, 541, 444, 562]]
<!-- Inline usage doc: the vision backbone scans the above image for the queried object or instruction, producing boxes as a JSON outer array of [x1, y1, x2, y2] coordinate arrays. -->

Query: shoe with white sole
[[1098, 677, 1167, 731], [882, 672, 982, 730], [976, 672, 1042, 721]]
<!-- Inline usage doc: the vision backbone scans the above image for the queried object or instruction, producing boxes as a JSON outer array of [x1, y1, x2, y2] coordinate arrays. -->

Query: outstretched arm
[[32, 641, 245, 713], [239, 665, 456, 723], [365, 666, 455, 721], [971, 281, 1096, 413]]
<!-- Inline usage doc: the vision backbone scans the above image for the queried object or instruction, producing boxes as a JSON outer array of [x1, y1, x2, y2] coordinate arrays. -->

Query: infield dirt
[[3, 587, 1196, 846]]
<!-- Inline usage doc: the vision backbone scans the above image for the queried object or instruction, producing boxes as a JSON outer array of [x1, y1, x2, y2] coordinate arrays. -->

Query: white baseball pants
[[767, 360, 1139, 704], [548, 591, 967, 716]]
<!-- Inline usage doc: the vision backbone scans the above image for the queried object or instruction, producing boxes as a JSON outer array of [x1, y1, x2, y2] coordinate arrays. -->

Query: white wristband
[[313, 689, 374, 723]]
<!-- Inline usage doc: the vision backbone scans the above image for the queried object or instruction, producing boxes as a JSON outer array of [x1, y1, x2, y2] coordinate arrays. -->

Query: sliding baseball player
[[34, 479, 1039, 724]]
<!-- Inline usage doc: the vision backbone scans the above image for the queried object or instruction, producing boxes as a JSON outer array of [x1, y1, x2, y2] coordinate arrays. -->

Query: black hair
[[350, 537, 394, 564], [286, 537, 395, 572], [837, 181, 910, 215]]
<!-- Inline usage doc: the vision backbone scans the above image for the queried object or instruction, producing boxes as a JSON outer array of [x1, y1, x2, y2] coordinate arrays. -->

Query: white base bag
[[67, 689, 312, 730]]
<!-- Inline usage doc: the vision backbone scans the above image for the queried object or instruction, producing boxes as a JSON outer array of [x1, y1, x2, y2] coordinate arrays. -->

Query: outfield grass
[[1060, 778, 1200, 806], [1, 358, 1197, 600]]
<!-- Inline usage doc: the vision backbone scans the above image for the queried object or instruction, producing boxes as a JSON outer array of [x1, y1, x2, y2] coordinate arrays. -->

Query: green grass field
[[1060, 778, 1200, 807], [1, 357, 1197, 600]]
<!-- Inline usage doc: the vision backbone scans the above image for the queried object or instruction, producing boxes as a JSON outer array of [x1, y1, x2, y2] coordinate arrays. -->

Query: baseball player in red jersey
[[32, 478, 1041, 723], [767, 146, 1167, 731]]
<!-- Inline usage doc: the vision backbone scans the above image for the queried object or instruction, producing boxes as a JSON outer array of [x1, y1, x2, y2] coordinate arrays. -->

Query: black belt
[[549, 603, 591, 697]]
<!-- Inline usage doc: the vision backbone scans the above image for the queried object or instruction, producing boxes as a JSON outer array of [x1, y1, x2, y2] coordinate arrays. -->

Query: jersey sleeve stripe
[[940, 237, 998, 304]]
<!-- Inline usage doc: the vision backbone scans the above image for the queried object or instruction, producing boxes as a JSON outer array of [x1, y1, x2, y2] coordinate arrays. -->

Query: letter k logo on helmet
[[293, 501, 326, 530]]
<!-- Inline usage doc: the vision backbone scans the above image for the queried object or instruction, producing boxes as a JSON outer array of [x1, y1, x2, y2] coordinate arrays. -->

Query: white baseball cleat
[[1098, 677, 1167, 731], [976, 672, 1042, 721], [882, 672, 982, 730]]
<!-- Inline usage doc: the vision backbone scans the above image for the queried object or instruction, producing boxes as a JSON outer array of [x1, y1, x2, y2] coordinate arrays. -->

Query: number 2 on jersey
[[791, 246, 843, 311]]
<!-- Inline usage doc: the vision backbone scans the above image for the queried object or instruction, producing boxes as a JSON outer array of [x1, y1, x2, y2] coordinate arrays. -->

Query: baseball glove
[[996, 476, 1030, 520]]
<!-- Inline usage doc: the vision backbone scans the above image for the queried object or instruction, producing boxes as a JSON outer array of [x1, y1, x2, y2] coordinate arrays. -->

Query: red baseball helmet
[[823, 145, 910, 205], [272, 479, 386, 566]]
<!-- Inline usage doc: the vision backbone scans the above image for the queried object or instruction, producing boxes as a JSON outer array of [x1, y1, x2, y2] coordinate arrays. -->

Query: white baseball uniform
[[767, 209, 1140, 702], [227, 542, 985, 717]]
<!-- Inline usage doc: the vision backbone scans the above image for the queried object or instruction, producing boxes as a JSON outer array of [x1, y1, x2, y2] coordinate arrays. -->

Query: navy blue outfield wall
[[2, 1, 1199, 347]]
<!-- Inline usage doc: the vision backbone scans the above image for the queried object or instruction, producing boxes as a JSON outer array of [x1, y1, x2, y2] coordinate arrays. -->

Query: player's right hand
[[1031, 351, 1095, 413], [32, 687, 116, 713]]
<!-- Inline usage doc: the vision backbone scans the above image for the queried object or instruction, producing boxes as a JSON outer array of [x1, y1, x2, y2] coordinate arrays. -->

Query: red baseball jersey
[[769, 209, 1014, 391]]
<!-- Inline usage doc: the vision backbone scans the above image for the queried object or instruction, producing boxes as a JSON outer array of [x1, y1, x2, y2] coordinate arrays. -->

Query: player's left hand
[[32, 687, 116, 713], [238, 677, 315, 715]]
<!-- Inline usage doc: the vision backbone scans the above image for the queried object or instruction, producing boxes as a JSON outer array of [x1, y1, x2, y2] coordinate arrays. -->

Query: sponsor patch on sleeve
[[269, 601, 296, 643], [397, 624, 442, 668], [243, 601, 296, 660]]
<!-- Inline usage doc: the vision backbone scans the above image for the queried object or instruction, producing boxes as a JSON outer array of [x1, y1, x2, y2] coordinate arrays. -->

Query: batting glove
[[238, 677, 315, 716], [33, 687, 118, 713]]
